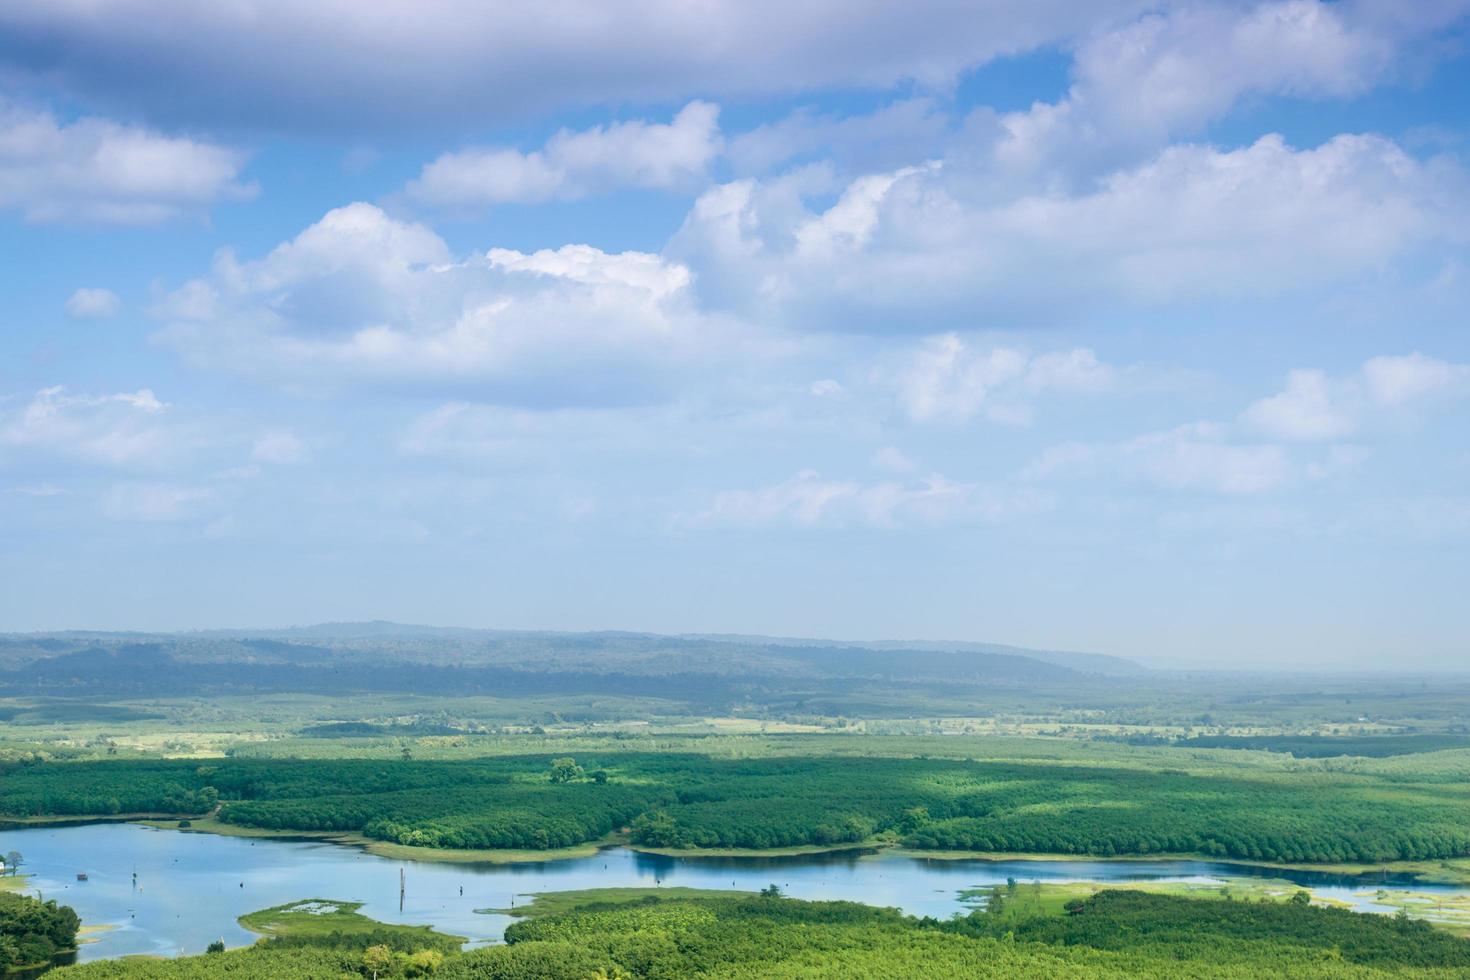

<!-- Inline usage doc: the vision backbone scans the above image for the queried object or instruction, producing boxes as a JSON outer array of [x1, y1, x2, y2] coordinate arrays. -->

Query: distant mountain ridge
[[680, 633, 1145, 677], [0, 622, 1143, 705], [191, 621, 1144, 675]]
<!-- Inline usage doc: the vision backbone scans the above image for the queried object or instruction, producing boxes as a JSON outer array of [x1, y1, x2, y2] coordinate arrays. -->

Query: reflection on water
[[3, 823, 1464, 963]]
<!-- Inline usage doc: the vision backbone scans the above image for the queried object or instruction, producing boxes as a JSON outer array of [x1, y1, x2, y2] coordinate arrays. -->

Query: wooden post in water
[[399, 867, 405, 911]]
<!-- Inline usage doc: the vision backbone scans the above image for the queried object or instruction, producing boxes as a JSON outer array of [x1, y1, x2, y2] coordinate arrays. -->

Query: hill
[[0, 623, 1129, 711]]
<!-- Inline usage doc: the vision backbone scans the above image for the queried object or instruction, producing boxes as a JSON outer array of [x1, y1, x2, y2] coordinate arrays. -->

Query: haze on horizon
[[2, 1, 1469, 669]]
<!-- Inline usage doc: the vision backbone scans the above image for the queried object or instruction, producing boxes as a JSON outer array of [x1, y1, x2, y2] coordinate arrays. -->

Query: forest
[[6, 750, 1470, 864], [0, 891, 79, 973], [43, 888, 1470, 978]]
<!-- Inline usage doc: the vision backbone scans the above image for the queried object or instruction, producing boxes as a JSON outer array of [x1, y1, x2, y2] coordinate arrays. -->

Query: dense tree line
[[0, 891, 80, 972], [956, 890, 1470, 969], [1177, 734, 1470, 758], [6, 754, 1470, 864], [47, 890, 1470, 978]]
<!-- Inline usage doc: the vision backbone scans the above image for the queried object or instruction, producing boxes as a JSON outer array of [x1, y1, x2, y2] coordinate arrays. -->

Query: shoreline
[[9, 816, 1470, 886], [132, 817, 630, 865], [896, 848, 1470, 886]]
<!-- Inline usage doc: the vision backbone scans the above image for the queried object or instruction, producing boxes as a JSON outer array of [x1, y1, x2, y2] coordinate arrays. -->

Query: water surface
[[4, 823, 1462, 962]]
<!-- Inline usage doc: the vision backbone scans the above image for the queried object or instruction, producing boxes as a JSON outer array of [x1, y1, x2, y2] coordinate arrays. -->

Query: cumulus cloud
[[1362, 352, 1470, 405], [688, 468, 1046, 528], [896, 337, 1027, 423], [672, 131, 1467, 330], [0, 100, 253, 223], [1037, 351, 1470, 494], [0, 1, 1153, 132], [64, 287, 121, 319], [1241, 369, 1357, 442], [992, 0, 1469, 179], [1243, 354, 1470, 441], [409, 102, 721, 206], [892, 335, 1113, 424], [153, 203, 734, 405], [0, 386, 173, 467]]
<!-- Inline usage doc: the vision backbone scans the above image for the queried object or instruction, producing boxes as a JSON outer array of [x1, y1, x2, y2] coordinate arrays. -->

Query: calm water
[[4, 823, 1463, 962]]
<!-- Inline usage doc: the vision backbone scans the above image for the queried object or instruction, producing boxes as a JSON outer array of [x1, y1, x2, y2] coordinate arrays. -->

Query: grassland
[[478, 886, 746, 918], [237, 899, 463, 944], [1357, 890, 1470, 937]]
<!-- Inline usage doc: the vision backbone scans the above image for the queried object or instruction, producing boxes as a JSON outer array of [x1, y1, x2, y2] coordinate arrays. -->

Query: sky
[[1, 1, 1468, 668]]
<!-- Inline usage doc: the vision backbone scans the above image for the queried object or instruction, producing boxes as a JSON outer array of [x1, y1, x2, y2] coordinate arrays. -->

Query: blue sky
[[2, 1, 1468, 667]]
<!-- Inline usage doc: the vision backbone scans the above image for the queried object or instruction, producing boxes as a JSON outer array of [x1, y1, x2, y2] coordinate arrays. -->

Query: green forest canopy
[[47, 889, 1470, 979], [6, 751, 1470, 863]]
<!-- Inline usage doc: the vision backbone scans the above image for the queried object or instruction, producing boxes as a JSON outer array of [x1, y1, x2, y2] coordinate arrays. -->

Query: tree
[[403, 948, 443, 976], [591, 769, 609, 784], [363, 943, 394, 980], [549, 757, 583, 783], [760, 883, 782, 898], [1290, 890, 1312, 907], [206, 939, 226, 953], [898, 806, 929, 833], [3, 851, 20, 875]]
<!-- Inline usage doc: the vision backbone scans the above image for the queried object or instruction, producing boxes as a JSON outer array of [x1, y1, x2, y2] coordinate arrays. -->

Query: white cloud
[[399, 403, 544, 458], [0, 1, 1155, 132], [893, 335, 1112, 424], [689, 468, 1046, 528], [1362, 352, 1470, 405], [1030, 422, 1293, 495], [1137, 426, 1293, 494], [1036, 350, 1470, 494], [64, 287, 121, 319], [727, 98, 950, 176], [409, 102, 721, 206], [0, 100, 253, 224], [696, 471, 857, 527], [10, 483, 68, 497], [0, 386, 173, 467], [896, 336, 1027, 423], [1241, 368, 1357, 441], [994, 0, 1470, 180], [1243, 354, 1470, 442], [1024, 348, 1115, 394], [153, 203, 734, 405], [672, 133, 1467, 330], [102, 482, 212, 522], [251, 431, 307, 464]]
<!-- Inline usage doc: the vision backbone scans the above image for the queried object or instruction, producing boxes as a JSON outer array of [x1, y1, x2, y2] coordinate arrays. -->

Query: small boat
[[76, 873, 88, 881]]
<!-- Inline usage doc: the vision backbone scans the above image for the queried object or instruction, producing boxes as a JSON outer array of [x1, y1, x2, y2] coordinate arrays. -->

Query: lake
[[4, 823, 1464, 962]]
